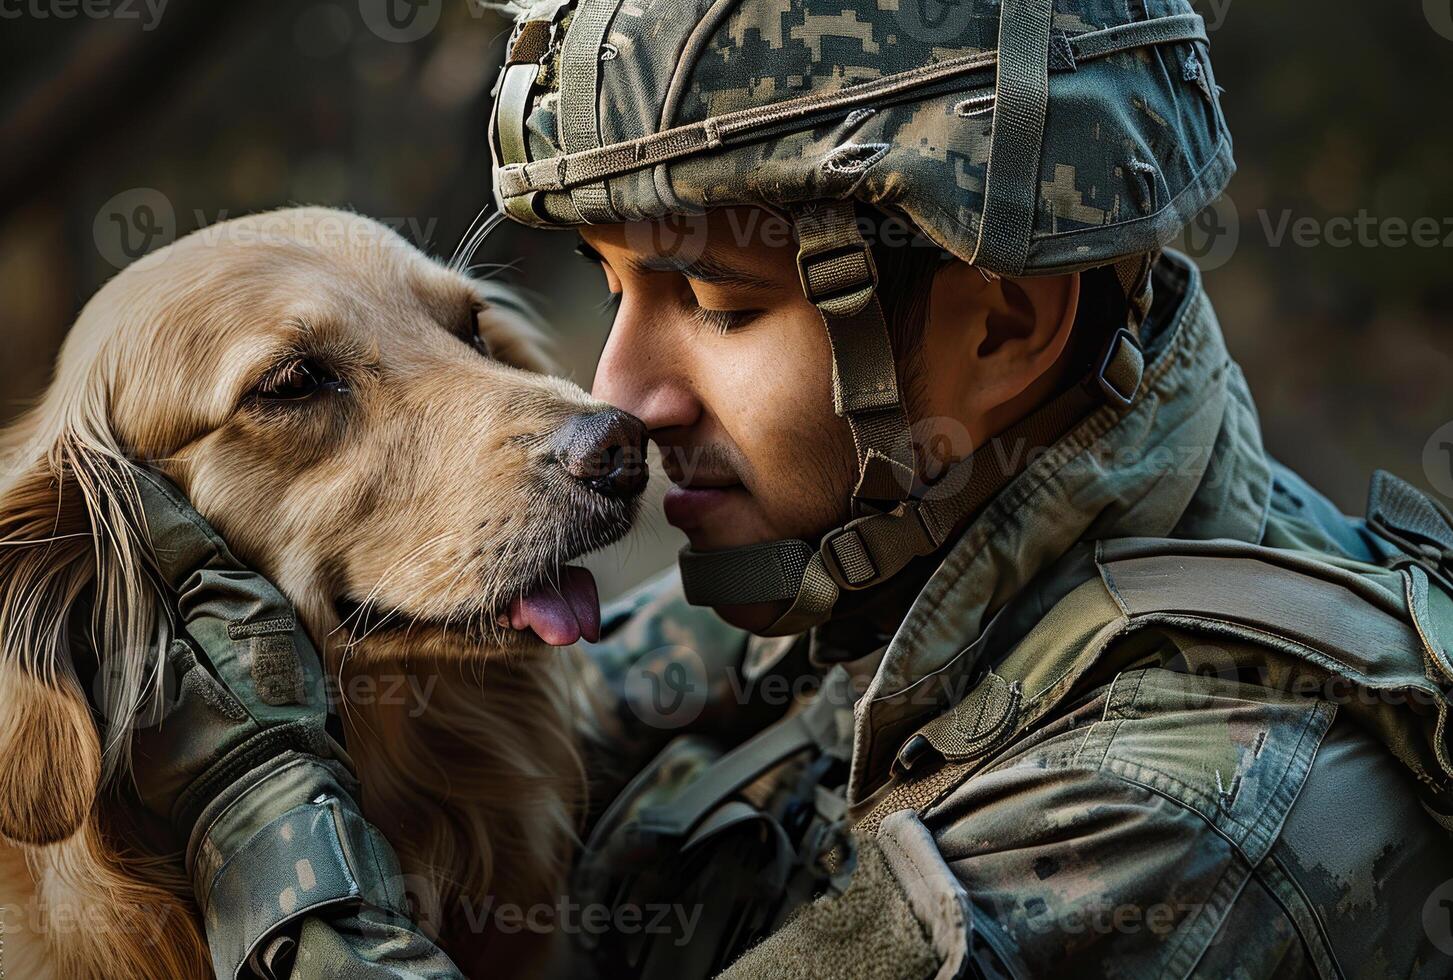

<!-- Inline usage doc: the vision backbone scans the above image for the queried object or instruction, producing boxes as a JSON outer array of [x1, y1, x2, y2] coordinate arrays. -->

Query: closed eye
[[690, 305, 761, 335], [460, 300, 491, 357], [253, 356, 348, 403]]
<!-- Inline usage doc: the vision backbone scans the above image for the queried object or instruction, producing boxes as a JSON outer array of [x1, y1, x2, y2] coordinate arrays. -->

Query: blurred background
[[3, 0, 1450, 600]]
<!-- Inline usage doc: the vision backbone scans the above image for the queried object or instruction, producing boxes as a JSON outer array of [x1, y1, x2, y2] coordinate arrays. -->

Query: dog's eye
[[256, 358, 346, 402], [464, 301, 491, 358]]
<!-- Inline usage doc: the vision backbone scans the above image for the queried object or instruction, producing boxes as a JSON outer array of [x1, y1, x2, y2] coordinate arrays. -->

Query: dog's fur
[[0, 208, 634, 978]]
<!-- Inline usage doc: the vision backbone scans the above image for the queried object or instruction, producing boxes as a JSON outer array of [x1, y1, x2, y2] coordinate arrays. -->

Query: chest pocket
[[854, 474, 1453, 838], [1078, 666, 1336, 867]]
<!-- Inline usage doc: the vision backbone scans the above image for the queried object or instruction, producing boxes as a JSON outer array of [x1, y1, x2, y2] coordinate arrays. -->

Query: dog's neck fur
[[340, 647, 585, 973], [16, 644, 583, 980]]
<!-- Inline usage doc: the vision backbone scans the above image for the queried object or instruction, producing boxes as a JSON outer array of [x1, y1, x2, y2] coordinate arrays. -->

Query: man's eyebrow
[[629, 250, 782, 292]]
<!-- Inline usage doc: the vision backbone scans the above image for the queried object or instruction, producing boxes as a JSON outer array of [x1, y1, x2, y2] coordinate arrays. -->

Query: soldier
[[132, 0, 1453, 977]]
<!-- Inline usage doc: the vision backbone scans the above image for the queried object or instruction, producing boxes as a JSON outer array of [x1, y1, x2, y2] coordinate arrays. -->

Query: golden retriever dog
[[0, 207, 645, 978]]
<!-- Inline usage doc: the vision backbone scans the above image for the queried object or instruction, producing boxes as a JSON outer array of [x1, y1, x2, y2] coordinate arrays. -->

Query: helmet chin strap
[[677, 200, 1146, 636]]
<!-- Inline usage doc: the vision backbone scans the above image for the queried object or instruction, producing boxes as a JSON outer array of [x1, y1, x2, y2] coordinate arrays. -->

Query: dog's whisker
[[449, 203, 495, 270], [450, 209, 507, 274]]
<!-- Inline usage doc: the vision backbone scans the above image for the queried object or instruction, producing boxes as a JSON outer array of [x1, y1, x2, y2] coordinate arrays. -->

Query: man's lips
[[662, 484, 740, 530]]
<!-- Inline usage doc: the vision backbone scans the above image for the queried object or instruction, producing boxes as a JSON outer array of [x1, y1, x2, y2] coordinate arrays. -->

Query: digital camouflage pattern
[[128, 471, 451, 980], [164, 249, 1453, 980], [491, 0, 1232, 277], [129, 0, 1453, 974], [567, 253, 1453, 978]]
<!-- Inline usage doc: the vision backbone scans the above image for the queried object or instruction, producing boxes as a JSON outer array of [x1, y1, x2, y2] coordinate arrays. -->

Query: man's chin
[[712, 600, 795, 635]]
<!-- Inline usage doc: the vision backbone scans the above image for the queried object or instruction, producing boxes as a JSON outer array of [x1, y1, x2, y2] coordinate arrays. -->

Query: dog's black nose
[[552, 409, 648, 498]]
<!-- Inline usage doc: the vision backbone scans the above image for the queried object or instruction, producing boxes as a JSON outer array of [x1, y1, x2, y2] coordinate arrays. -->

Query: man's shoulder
[[922, 666, 1450, 977], [952, 667, 1336, 859]]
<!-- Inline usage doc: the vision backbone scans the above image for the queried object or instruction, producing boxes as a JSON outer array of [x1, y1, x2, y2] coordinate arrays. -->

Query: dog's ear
[[0, 432, 156, 845]]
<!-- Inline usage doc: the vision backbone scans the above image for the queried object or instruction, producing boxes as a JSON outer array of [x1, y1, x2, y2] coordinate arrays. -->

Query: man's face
[[582, 208, 856, 628]]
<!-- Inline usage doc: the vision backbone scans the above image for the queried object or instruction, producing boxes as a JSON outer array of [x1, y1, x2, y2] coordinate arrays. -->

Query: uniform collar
[[838, 251, 1276, 801]]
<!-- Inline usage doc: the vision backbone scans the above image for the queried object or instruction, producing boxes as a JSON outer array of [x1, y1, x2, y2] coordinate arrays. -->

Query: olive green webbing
[[559, 0, 622, 221], [853, 539, 1453, 835], [971, 0, 1053, 275], [794, 202, 918, 503], [495, 14, 1210, 203], [679, 339, 1127, 633]]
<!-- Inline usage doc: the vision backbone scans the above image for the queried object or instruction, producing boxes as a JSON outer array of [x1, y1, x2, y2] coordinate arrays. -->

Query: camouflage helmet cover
[[489, 0, 1233, 278]]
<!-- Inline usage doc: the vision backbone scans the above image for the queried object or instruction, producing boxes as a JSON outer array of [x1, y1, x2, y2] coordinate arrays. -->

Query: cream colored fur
[[0, 208, 625, 978]]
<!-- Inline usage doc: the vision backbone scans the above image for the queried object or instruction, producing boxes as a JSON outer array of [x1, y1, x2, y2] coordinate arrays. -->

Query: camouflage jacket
[[568, 251, 1453, 979], [235, 252, 1453, 978]]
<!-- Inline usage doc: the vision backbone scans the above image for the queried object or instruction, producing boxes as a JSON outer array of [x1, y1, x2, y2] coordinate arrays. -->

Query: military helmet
[[488, 0, 1233, 634]]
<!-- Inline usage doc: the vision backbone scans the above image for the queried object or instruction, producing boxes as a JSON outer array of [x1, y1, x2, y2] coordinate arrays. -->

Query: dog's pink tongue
[[509, 566, 601, 646]]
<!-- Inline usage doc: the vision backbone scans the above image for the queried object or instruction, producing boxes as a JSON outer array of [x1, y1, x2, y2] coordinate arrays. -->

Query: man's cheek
[[756, 421, 853, 537]]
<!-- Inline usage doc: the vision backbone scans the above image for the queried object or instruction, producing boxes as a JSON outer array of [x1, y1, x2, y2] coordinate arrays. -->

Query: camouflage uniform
[[159, 252, 1453, 978], [569, 252, 1453, 978], [136, 0, 1453, 976]]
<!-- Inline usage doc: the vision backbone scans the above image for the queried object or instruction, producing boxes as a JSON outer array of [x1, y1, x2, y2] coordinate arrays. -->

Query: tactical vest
[[572, 470, 1453, 978]]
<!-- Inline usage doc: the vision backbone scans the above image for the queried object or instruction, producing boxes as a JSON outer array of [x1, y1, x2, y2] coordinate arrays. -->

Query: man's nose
[[551, 409, 648, 498], [593, 312, 700, 434]]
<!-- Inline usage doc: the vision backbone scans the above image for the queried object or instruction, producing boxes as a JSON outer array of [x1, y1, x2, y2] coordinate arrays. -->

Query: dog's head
[[0, 207, 643, 844]]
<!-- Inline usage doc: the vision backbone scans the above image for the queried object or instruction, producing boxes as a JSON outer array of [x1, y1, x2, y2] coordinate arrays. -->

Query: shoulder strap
[[852, 535, 1453, 834], [1366, 469, 1453, 592]]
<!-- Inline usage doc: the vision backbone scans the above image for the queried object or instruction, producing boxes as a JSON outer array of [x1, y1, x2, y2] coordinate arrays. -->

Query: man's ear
[[925, 265, 1080, 417], [0, 432, 157, 845]]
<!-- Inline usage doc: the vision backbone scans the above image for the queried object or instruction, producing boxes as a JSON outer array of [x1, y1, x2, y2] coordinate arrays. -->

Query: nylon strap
[[970, 0, 1053, 274], [851, 537, 1453, 835], [679, 330, 1146, 634], [490, 21, 554, 225], [633, 675, 846, 840], [793, 201, 917, 505], [496, 14, 1209, 204], [559, 0, 622, 222]]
